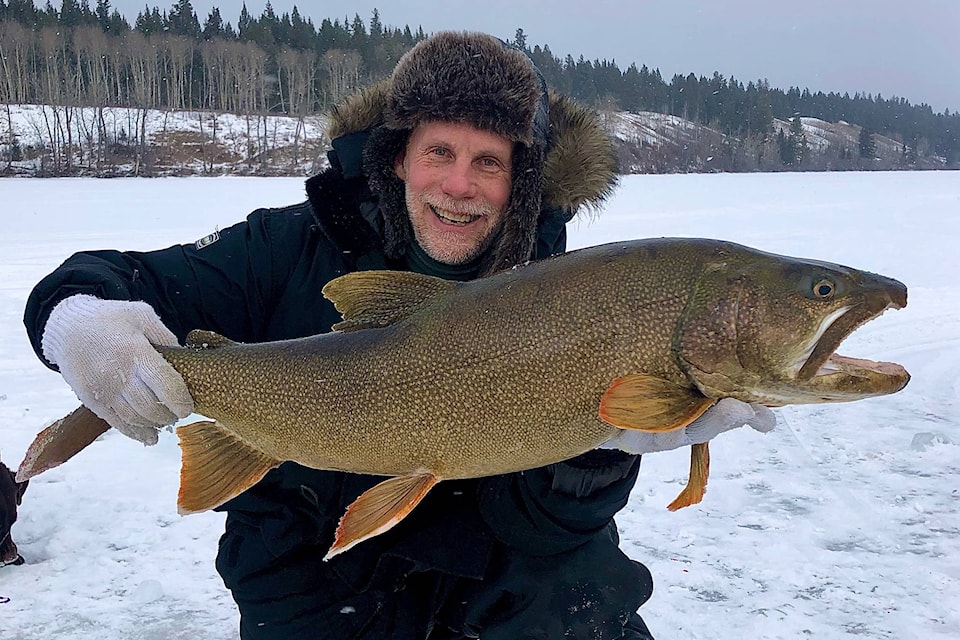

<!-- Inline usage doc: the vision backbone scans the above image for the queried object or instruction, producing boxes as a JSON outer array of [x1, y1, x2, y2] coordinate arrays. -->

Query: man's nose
[[441, 161, 477, 198]]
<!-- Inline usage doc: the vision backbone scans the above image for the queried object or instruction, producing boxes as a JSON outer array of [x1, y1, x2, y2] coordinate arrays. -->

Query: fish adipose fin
[[16, 405, 110, 482], [598, 374, 714, 432], [176, 420, 279, 514], [667, 442, 711, 511], [324, 472, 439, 560], [322, 271, 457, 332]]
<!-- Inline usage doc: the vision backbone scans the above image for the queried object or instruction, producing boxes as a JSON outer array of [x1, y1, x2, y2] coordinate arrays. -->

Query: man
[[24, 32, 771, 638]]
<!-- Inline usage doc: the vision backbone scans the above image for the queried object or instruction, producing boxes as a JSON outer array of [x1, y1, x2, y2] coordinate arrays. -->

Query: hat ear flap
[[479, 142, 546, 276], [363, 125, 413, 259]]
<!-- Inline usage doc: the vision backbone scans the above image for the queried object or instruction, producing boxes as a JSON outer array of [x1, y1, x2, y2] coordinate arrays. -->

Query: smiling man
[[24, 31, 769, 639], [398, 121, 513, 264]]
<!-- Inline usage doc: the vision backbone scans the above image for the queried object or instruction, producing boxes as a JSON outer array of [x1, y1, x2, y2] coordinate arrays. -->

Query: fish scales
[[160, 241, 709, 480]]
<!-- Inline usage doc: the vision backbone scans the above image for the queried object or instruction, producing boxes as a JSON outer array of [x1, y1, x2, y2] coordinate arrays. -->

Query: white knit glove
[[41, 294, 195, 445], [599, 398, 776, 454]]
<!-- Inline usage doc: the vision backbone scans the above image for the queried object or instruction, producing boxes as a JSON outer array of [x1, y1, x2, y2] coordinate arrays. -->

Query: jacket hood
[[311, 34, 617, 275], [327, 81, 618, 214]]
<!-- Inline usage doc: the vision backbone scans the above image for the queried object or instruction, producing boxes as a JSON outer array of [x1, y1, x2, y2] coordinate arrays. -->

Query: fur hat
[[363, 31, 550, 275]]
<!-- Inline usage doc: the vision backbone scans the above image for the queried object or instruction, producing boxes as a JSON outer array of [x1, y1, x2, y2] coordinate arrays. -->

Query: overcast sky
[[104, 0, 959, 113]]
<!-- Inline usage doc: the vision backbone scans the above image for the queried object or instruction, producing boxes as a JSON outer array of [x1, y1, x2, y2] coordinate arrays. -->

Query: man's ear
[[394, 151, 407, 181]]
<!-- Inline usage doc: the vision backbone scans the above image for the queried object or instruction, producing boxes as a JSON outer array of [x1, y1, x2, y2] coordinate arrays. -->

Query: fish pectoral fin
[[184, 330, 237, 349], [16, 405, 111, 482], [667, 442, 710, 511], [324, 472, 439, 560], [176, 420, 279, 514], [322, 271, 458, 332], [598, 373, 714, 432]]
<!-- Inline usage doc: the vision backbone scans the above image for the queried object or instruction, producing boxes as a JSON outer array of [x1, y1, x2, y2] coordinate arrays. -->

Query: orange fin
[[324, 472, 438, 560], [16, 406, 110, 482], [322, 271, 456, 332], [599, 373, 714, 432], [667, 442, 711, 511], [176, 420, 278, 514]]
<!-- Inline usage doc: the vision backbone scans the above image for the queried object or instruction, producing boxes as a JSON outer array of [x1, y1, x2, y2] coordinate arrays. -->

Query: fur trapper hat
[[363, 31, 551, 275]]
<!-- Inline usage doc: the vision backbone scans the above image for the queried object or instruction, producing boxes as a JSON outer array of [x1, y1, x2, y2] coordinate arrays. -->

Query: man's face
[[395, 121, 513, 265]]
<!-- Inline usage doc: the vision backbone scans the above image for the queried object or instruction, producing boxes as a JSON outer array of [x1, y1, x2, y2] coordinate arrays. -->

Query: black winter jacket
[[24, 107, 640, 587]]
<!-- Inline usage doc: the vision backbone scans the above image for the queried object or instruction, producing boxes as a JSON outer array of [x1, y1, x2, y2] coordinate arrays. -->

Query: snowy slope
[[0, 171, 958, 639]]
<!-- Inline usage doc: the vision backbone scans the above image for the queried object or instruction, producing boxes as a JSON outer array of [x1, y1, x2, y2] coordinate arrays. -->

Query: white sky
[[98, 0, 960, 113]]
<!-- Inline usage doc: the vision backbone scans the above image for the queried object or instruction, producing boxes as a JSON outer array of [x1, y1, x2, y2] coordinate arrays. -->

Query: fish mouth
[[429, 204, 483, 226], [795, 293, 908, 394]]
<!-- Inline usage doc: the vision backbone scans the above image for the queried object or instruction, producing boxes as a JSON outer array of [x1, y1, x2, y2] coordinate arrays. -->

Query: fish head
[[674, 243, 909, 405]]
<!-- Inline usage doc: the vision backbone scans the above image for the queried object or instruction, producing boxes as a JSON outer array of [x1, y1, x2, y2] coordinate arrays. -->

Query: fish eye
[[813, 279, 836, 299]]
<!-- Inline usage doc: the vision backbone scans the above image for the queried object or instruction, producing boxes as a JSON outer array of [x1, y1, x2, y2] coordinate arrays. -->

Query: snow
[[1, 171, 959, 639]]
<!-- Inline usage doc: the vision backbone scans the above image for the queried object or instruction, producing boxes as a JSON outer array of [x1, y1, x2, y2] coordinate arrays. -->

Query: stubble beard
[[406, 189, 504, 265]]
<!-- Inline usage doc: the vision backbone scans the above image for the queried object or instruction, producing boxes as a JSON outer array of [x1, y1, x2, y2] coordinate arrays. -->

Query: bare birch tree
[[322, 49, 362, 106]]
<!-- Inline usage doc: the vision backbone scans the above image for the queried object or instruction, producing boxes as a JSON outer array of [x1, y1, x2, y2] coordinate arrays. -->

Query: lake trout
[[17, 238, 910, 558]]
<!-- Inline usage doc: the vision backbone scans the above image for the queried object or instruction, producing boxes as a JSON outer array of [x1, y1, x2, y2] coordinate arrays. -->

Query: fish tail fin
[[177, 420, 278, 514], [324, 472, 438, 560], [16, 406, 111, 482], [667, 442, 711, 511]]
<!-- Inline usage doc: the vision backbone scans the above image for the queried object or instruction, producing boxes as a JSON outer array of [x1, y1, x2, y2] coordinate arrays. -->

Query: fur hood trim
[[328, 82, 618, 213]]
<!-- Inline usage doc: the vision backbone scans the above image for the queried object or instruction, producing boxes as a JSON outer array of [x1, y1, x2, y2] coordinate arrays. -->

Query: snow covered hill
[[1, 104, 939, 178]]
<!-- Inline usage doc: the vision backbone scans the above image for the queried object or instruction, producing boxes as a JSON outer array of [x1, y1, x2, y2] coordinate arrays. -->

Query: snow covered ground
[[0, 171, 958, 639]]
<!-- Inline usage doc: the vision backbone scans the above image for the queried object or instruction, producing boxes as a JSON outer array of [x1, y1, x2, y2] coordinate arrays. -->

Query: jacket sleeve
[[24, 205, 312, 368]]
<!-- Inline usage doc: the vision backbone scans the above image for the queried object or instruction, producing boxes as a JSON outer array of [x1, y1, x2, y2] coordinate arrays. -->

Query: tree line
[[1, 0, 957, 170]]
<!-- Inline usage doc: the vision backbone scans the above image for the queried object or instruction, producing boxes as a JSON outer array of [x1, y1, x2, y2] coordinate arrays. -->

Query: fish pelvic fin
[[16, 405, 111, 482], [599, 374, 715, 432], [184, 330, 237, 349], [324, 472, 439, 560], [322, 271, 457, 332], [176, 420, 278, 514], [667, 442, 711, 511]]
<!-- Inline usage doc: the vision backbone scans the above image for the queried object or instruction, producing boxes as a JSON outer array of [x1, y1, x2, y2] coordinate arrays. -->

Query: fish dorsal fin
[[322, 270, 458, 332], [324, 472, 438, 560], [176, 420, 279, 514], [185, 330, 237, 349], [599, 373, 715, 432]]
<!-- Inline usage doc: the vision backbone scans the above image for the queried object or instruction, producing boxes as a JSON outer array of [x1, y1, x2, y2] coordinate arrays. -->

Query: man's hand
[[598, 398, 775, 455], [41, 294, 194, 445]]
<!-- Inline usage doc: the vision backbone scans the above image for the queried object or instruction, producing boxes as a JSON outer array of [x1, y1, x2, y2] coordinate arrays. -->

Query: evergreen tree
[[135, 4, 164, 35], [858, 125, 876, 160], [237, 3, 251, 37], [286, 6, 315, 49], [59, 0, 82, 26], [201, 7, 225, 40], [513, 27, 527, 52], [94, 0, 128, 32], [369, 8, 383, 40], [780, 116, 809, 166], [2, 0, 40, 26], [168, 0, 201, 38]]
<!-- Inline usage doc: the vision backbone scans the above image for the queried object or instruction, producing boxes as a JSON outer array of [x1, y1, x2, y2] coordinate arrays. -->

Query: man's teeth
[[430, 205, 480, 225]]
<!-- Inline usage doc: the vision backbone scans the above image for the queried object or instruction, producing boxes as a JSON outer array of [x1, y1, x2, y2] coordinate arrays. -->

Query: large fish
[[17, 238, 910, 558]]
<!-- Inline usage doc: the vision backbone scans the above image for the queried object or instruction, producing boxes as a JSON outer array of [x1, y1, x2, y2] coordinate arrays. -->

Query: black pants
[[217, 520, 654, 639]]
